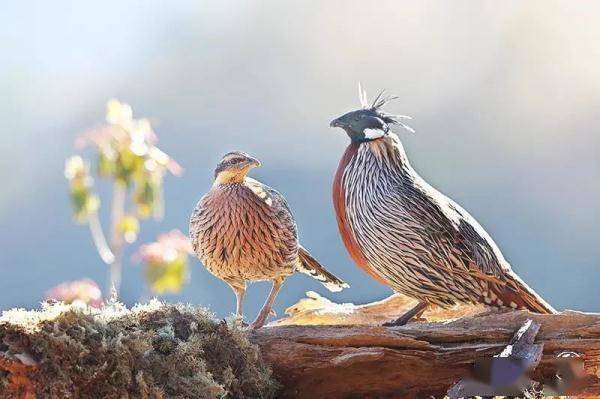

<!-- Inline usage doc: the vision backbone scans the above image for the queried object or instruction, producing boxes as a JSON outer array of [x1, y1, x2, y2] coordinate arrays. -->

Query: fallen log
[[250, 292, 600, 398], [1, 296, 599, 398]]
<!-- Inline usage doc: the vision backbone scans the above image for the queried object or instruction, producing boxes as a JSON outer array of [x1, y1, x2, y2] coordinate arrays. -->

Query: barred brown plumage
[[189, 151, 348, 329], [330, 87, 554, 325]]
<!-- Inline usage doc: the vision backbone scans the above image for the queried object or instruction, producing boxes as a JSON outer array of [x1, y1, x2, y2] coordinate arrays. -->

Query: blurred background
[[1, 0, 599, 318]]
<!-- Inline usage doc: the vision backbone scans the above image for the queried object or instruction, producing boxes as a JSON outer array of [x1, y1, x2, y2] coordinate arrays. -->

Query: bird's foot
[[382, 314, 415, 327], [383, 302, 429, 327], [249, 311, 270, 329], [249, 318, 266, 330], [232, 315, 248, 328]]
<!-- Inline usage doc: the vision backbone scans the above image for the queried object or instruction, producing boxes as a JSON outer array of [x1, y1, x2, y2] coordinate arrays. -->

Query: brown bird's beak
[[245, 156, 261, 168]]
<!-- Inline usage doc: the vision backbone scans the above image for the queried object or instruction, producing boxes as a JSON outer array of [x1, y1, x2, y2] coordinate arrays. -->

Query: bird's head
[[330, 84, 414, 142], [213, 151, 261, 184]]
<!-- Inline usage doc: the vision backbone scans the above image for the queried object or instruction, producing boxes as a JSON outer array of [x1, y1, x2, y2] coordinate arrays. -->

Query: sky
[[1, 0, 599, 319]]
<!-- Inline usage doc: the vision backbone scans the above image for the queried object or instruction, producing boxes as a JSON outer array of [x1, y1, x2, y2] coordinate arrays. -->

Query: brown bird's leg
[[250, 277, 285, 329], [383, 301, 428, 327], [228, 282, 247, 325]]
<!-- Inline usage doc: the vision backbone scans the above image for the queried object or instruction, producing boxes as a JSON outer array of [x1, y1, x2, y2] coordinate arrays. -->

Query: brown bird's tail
[[493, 272, 556, 314], [297, 246, 349, 292]]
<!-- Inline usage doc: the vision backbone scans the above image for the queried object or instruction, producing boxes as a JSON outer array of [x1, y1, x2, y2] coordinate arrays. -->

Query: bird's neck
[[213, 170, 248, 185], [362, 135, 411, 172]]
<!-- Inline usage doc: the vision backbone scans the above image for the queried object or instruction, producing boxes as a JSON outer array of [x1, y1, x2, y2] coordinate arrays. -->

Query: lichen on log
[[0, 301, 277, 399]]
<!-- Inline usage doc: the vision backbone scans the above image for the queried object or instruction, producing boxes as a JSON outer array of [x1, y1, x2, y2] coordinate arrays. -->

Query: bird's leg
[[228, 283, 247, 326], [250, 278, 285, 329], [383, 301, 428, 327]]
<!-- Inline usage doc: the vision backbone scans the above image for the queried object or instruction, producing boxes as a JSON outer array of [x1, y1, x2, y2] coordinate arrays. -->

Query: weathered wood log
[[2, 297, 600, 398], [270, 291, 486, 326], [447, 318, 544, 398], [249, 292, 600, 398]]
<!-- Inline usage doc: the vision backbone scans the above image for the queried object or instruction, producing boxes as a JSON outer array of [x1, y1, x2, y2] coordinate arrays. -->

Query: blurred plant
[[133, 230, 192, 295], [45, 279, 103, 308], [65, 99, 183, 297]]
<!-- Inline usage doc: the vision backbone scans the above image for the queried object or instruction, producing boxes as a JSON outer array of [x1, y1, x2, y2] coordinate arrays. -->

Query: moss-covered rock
[[0, 300, 278, 398]]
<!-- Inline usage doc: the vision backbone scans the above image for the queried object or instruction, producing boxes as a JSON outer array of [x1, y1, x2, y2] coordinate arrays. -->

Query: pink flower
[[134, 230, 192, 265], [45, 279, 103, 308], [74, 100, 182, 178]]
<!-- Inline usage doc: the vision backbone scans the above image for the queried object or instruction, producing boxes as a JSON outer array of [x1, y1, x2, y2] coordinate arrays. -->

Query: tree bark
[[2, 295, 600, 398], [249, 292, 600, 398]]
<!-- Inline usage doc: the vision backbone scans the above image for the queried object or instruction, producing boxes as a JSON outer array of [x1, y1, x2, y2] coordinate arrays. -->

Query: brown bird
[[189, 151, 348, 328], [329, 86, 554, 325]]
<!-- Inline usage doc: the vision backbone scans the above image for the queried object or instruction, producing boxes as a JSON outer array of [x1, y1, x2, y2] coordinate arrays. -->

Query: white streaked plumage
[[363, 128, 386, 140]]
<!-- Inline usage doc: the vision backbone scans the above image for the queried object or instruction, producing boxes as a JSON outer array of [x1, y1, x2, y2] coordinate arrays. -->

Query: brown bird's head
[[213, 151, 261, 184], [330, 84, 414, 143]]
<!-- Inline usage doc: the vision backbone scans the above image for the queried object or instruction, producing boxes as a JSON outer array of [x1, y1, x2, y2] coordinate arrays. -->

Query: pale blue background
[[1, 1, 599, 318]]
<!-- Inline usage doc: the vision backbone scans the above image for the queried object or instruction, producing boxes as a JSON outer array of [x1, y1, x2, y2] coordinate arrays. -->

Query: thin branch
[[153, 175, 164, 221], [108, 182, 127, 296], [87, 212, 115, 264]]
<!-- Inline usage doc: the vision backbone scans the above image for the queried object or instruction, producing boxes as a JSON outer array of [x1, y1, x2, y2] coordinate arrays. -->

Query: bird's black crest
[[358, 83, 415, 133]]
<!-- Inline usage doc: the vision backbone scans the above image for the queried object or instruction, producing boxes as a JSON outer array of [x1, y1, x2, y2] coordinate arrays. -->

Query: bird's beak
[[330, 118, 343, 128], [245, 156, 261, 168]]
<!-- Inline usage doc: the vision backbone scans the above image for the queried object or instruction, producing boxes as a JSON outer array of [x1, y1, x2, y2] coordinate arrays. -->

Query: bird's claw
[[383, 314, 415, 327], [232, 315, 248, 328], [248, 320, 265, 330]]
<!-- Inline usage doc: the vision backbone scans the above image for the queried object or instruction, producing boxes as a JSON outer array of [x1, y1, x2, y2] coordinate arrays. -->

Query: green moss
[[0, 301, 278, 399]]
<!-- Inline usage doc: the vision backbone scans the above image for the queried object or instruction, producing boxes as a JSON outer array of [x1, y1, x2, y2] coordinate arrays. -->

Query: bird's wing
[[404, 174, 511, 279], [246, 178, 348, 292], [244, 177, 299, 242], [398, 173, 554, 313], [189, 192, 211, 255]]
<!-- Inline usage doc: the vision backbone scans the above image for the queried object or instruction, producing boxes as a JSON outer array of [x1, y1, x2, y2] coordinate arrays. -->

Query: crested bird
[[329, 85, 554, 325], [189, 151, 348, 328]]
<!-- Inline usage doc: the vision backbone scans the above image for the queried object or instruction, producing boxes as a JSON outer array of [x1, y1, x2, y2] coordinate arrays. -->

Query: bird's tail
[[492, 272, 556, 314], [296, 246, 349, 292]]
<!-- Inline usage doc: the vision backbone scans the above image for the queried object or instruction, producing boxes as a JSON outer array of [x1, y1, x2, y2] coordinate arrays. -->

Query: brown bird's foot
[[383, 301, 428, 327], [232, 316, 248, 328], [249, 313, 269, 330], [246, 309, 275, 330], [249, 279, 285, 329]]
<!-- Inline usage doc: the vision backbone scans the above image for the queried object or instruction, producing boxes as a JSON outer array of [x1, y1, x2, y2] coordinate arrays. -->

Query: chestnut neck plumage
[[213, 169, 250, 185]]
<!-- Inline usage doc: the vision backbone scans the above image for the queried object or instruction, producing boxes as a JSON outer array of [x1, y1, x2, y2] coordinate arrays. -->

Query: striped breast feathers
[[333, 143, 389, 286]]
